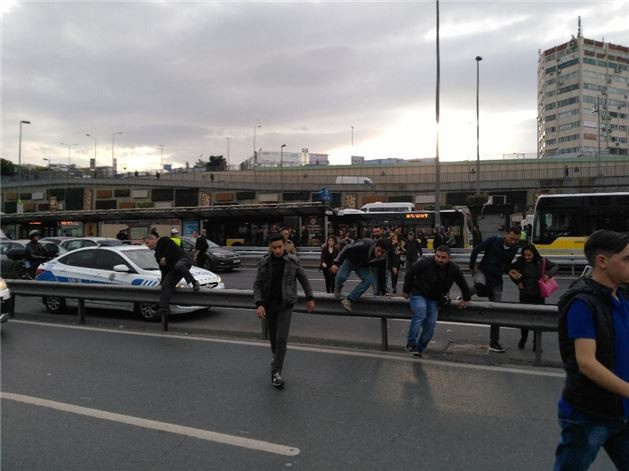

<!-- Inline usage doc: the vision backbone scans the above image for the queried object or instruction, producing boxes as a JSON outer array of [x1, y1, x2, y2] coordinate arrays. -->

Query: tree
[[1, 158, 16, 176], [207, 155, 226, 171]]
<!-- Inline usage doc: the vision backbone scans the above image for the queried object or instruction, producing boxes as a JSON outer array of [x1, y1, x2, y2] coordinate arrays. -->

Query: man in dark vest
[[554, 230, 629, 469]]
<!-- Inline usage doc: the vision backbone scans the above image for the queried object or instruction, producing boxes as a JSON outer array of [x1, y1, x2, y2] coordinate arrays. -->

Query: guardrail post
[[8, 295, 15, 319], [533, 330, 543, 366], [77, 299, 86, 325], [161, 310, 169, 332], [380, 317, 389, 351]]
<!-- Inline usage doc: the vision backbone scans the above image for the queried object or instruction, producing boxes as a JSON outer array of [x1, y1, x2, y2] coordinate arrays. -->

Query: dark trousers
[[266, 303, 293, 372], [469, 272, 503, 344], [390, 269, 399, 292], [519, 293, 544, 344], [196, 254, 207, 269], [159, 258, 195, 309], [322, 269, 336, 293]]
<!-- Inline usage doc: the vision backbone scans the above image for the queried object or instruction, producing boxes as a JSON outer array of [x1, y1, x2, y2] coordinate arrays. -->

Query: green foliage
[[1, 158, 16, 176]]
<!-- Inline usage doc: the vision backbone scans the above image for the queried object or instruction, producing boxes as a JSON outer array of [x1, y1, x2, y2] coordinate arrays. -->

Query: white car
[[0, 277, 10, 324], [35, 245, 224, 320]]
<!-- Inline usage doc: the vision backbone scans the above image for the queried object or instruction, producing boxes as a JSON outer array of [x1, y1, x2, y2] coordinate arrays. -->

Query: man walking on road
[[192, 230, 209, 268], [469, 226, 520, 352], [330, 238, 388, 312], [402, 245, 471, 357], [144, 234, 199, 316], [254, 233, 315, 388], [553, 230, 629, 470]]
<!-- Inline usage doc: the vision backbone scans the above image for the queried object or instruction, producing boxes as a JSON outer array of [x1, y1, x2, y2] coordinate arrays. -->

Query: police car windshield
[[125, 249, 160, 270]]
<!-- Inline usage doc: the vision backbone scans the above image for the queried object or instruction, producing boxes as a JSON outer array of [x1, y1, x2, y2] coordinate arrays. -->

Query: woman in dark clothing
[[508, 244, 559, 350], [404, 232, 423, 267], [389, 234, 405, 294], [320, 236, 339, 293]]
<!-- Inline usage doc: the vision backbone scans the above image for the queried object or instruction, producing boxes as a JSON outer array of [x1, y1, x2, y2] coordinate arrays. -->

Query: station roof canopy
[[1, 202, 334, 224]]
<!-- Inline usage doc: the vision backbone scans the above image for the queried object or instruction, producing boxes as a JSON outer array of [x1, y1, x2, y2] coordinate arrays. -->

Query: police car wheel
[[43, 296, 66, 314], [135, 303, 160, 321]]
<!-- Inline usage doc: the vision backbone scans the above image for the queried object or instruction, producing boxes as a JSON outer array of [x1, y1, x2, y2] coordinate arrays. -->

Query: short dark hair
[[374, 239, 390, 250], [435, 245, 451, 255], [508, 226, 522, 236], [268, 233, 284, 244], [584, 230, 629, 266]]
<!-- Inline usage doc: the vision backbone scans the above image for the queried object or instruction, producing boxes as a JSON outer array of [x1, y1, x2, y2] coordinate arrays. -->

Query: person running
[[389, 233, 405, 294], [330, 238, 389, 312], [320, 235, 339, 294], [553, 230, 629, 470], [508, 244, 558, 350], [404, 232, 423, 268], [469, 226, 521, 353], [402, 245, 471, 357], [254, 233, 315, 388]]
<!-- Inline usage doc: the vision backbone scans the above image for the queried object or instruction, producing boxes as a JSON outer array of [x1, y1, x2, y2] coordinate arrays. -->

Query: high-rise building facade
[[537, 30, 629, 158]]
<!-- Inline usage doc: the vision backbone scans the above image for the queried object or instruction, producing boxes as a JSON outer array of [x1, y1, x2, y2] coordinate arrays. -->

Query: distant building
[[241, 149, 329, 168], [537, 23, 629, 158]]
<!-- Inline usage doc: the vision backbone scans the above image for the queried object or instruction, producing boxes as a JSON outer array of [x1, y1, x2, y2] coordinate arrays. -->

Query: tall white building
[[537, 26, 629, 158]]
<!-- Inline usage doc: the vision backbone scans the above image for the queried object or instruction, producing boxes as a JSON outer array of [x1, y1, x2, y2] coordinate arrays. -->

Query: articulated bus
[[532, 192, 629, 251], [335, 206, 473, 249]]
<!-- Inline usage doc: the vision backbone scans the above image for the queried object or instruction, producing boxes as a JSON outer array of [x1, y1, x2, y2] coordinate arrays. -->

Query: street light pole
[[43, 157, 51, 180], [253, 125, 261, 169], [85, 133, 97, 170], [112, 131, 122, 175], [475, 55, 482, 195], [18, 120, 31, 188], [434, 0, 442, 228], [225, 137, 231, 170], [159, 144, 165, 170], [280, 144, 286, 202], [596, 96, 602, 176], [60, 142, 77, 175], [350, 125, 354, 147]]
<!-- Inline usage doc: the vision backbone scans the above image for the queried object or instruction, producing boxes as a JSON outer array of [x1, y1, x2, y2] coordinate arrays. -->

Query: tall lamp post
[[159, 144, 165, 170], [475, 55, 482, 195], [112, 131, 122, 174], [18, 120, 31, 188], [85, 133, 97, 170], [434, 0, 442, 228], [225, 137, 231, 170], [60, 142, 77, 175], [593, 96, 603, 176], [280, 144, 287, 201], [350, 125, 354, 147], [253, 125, 262, 169]]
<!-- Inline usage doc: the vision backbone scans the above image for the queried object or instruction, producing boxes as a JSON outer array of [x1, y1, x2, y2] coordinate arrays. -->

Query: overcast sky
[[2, 0, 628, 171]]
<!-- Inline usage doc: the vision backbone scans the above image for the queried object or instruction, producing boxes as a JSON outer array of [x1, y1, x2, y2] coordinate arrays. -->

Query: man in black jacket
[[402, 245, 470, 357], [330, 238, 388, 312], [24, 230, 49, 278], [469, 226, 520, 352], [254, 233, 315, 388], [144, 234, 199, 315], [553, 230, 629, 470]]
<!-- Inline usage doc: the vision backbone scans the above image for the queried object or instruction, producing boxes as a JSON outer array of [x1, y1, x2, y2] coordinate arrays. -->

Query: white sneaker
[[340, 298, 352, 312]]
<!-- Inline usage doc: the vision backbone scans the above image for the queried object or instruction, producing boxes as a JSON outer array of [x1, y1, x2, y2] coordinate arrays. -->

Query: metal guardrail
[[5, 280, 559, 365], [232, 246, 587, 274]]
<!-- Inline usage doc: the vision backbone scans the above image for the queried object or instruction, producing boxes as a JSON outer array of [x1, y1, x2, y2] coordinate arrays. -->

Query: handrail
[[5, 280, 558, 366]]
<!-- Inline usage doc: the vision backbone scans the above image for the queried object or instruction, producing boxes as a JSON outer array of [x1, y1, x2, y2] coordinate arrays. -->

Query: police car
[[35, 245, 224, 320], [0, 277, 10, 325]]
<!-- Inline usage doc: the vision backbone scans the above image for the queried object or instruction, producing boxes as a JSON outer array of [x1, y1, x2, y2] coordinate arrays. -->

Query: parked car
[[35, 245, 224, 320], [55, 237, 126, 252], [181, 237, 241, 271], [0, 240, 66, 279], [0, 277, 10, 324]]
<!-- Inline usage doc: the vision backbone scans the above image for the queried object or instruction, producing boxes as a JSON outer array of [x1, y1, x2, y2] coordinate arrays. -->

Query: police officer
[[24, 230, 49, 277]]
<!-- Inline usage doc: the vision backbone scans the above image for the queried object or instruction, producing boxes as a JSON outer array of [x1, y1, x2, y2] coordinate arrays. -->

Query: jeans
[[554, 407, 629, 470], [470, 271, 503, 344], [335, 260, 375, 302], [406, 295, 439, 353], [265, 303, 293, 372]]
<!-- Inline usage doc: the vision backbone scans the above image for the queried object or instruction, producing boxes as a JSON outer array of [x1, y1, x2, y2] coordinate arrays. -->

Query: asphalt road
[[0, 320, 615, 470], [8, 268, 576, 367]]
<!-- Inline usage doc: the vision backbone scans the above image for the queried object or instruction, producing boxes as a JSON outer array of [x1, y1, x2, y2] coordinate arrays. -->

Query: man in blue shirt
[[554, 230, 629, 470]]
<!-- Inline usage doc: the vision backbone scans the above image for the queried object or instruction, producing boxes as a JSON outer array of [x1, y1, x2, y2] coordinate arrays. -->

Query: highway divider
[[5, 280, 559, 366]]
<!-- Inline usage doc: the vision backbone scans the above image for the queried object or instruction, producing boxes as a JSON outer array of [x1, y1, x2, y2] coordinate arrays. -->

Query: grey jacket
[[253, 252, 314, 307]]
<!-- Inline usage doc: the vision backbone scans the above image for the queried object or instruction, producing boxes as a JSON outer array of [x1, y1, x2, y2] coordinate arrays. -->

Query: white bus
[[360, 202, 415, 213]]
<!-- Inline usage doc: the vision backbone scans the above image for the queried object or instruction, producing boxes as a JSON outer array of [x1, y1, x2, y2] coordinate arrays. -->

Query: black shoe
[[404, 344, 416, 353], [489, 343, 506, 353], [192, 281, 201, 292], [518, 338, 526, 350], [413, 351, 423, 358], [271, 369, 284, 388]]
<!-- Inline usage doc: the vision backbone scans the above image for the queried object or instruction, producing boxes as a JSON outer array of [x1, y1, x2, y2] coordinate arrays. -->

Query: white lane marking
[[1, 392, 300, 456], [12, 320, 564, 378]]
